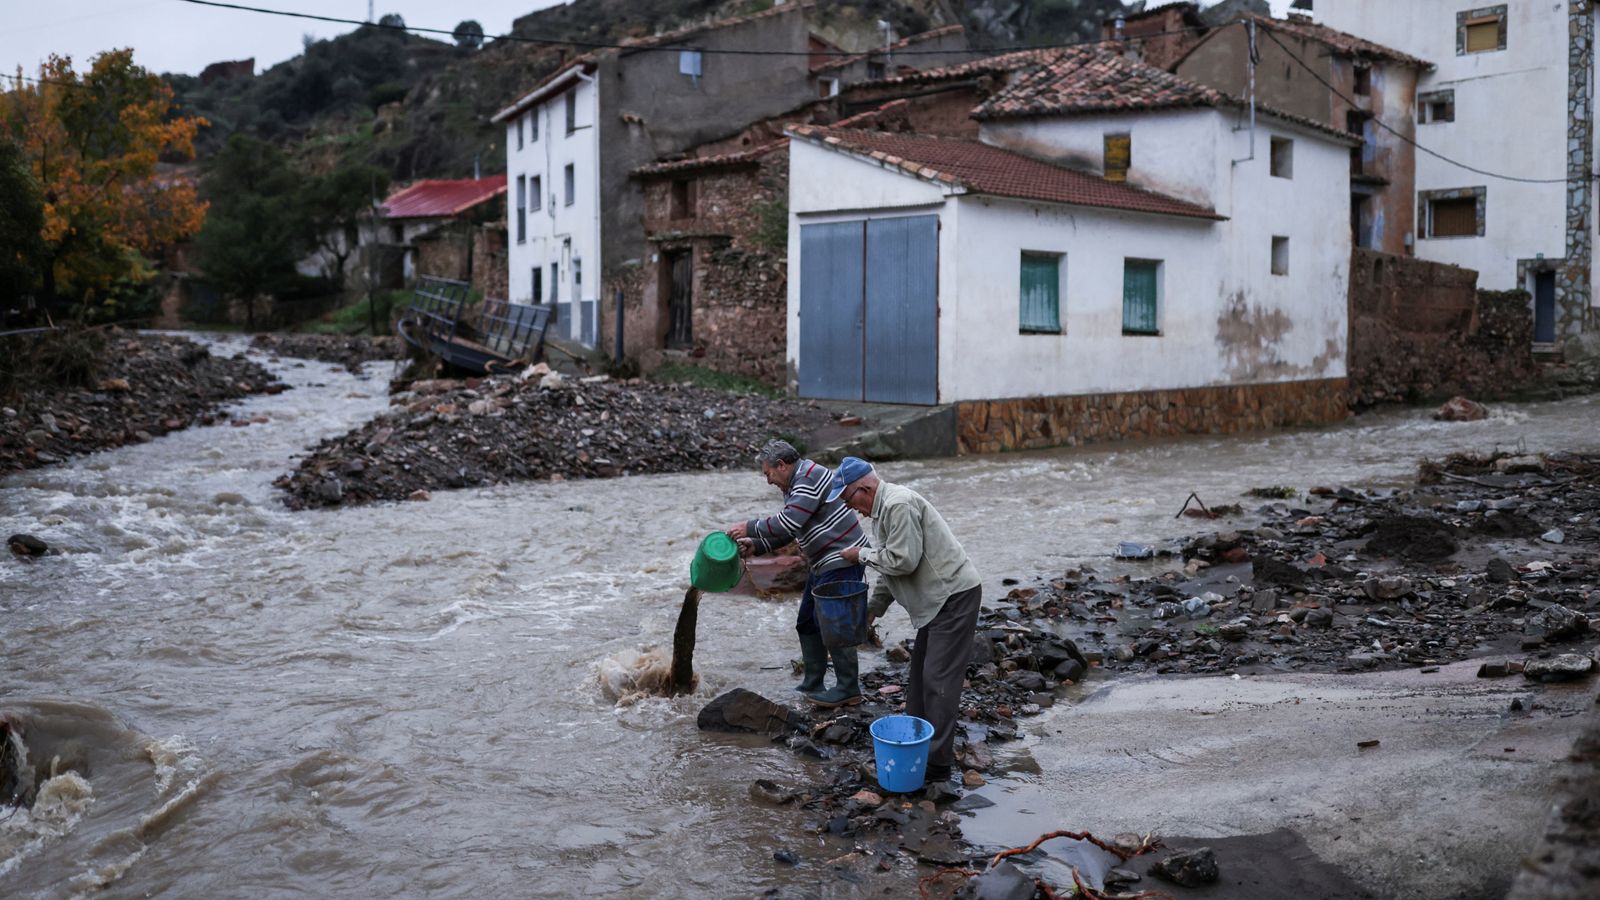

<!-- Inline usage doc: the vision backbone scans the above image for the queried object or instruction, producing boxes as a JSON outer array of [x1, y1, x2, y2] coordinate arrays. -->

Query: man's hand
[[839, 546, 861, 565], [735, 538, 755, 558], [725, 522, 748, 540]]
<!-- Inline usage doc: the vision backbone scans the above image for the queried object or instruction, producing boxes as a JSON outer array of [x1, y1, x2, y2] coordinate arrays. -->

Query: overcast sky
[[2, 0, 1296, 79]]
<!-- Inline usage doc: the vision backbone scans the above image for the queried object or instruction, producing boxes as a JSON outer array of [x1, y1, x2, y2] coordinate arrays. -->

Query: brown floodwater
[[4, 334, 1599, 897]]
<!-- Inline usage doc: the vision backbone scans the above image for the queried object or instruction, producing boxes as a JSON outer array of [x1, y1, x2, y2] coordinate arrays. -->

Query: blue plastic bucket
[[870, 715, 934, 793], [812, 580, 869, 650]]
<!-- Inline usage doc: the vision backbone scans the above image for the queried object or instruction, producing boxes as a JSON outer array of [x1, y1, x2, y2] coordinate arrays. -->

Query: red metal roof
[[788, 126, 1224, 221], [381, 176, 507, 220]]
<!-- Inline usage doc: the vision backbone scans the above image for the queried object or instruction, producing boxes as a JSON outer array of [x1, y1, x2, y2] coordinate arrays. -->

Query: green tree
[[0, 138, 45, 323], [298, 158, 389, 292], [193, 134, 303, 329], [453, 20, 485, 50]]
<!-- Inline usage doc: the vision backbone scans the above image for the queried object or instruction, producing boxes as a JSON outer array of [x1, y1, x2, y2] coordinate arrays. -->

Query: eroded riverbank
[[4, 337, 1600, 898]]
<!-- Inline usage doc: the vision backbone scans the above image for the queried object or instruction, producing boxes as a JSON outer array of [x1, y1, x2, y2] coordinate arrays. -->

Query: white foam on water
[[0, 772, 95, 880], [597, 649, 682, 705]]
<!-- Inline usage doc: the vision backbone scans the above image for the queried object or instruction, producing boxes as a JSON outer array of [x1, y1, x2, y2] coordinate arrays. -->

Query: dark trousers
[[796, 565, 866, 635], [906, 584, 982, 769]]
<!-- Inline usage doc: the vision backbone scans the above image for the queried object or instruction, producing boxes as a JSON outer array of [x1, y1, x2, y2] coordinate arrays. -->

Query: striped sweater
[[745, 459, 869, 575]]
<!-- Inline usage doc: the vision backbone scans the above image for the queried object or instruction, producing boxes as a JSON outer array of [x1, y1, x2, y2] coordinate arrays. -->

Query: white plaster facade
[[500, 69, 601, 344], [787, 109, 1353, 403], [1315, 2, 1595, 310]]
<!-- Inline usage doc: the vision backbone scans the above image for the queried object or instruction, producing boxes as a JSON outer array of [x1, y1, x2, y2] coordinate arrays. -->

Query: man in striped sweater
[[727, 440, 870, 707]]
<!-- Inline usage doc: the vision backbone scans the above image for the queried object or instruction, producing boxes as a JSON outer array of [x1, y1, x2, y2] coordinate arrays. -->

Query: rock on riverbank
[[1, 332, 285, 475], [250, 333, 402, 374], [275, 374, 836, 509]]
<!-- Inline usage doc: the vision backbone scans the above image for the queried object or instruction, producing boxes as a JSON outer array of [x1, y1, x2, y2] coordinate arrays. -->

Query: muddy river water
[[3, 336, 1599, 898]]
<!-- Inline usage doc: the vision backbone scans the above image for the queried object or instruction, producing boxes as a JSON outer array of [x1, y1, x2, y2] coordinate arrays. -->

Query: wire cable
[[1258, 23, 1575, 184], [172, 0, 1216, 58]]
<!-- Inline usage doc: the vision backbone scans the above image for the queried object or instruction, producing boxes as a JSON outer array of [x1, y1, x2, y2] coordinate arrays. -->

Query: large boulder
[[1435, 396, 1489, 421], [697, 689, 804, 735]]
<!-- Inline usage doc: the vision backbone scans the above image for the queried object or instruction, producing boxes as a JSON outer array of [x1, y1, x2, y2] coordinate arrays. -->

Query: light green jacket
[[861, 480, 981, 629]]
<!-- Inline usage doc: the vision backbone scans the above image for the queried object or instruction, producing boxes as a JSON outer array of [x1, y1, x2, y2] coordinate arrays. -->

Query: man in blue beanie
[[832, 457, 981, 784], [727, 440, 869, 707]]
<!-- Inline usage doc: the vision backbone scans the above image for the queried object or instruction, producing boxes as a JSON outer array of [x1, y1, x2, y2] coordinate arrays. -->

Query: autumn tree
[[0, 50, 207, 317], [0, 138, 45, 323]]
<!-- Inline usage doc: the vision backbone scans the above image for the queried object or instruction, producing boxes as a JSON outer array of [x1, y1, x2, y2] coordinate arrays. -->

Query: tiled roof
[[974, 45, 1226, 119], [811, 24, 966, 73], [787, 126, 1224, 221], [633, 140, 786, 178], [854, 47, 1060, 87], [381, 176, 507, 219], [1247, 15, 1431, 69], [1118, 2, 1202, 24], [970, 45, 1360, 145]]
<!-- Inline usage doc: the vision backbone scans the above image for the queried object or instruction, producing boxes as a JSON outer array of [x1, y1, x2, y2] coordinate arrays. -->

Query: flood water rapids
[[3, 335, 1600, 898]]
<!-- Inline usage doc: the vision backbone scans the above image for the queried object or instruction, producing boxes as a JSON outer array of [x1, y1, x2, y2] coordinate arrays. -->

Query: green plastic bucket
[[690, 532, 743, 593]]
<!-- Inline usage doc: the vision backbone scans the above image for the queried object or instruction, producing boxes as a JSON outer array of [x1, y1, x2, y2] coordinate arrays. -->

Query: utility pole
[[367, 1, 374, 24]]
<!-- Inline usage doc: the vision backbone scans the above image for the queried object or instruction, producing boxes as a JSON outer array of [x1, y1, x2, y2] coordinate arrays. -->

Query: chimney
[[1289, 0, 1314, 21]]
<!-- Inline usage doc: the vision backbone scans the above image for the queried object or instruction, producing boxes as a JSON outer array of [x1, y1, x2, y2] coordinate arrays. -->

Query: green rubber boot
[[807, 645, 863, 708], [795, 631, 829, 694]]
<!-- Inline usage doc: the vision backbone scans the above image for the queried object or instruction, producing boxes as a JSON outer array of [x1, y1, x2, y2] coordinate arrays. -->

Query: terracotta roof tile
[[787, 126, 1223, 221], [381, 177, 507, 219], [633, 140, 787, 178], [1248, 15, 1431, 69], [974, 46, 1226, 119], [855, 47, 1060, 87]]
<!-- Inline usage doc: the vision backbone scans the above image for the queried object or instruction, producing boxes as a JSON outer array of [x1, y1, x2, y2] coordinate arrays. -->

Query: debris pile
[[275, 373, 835, 509], [250, 333, 402, 373], [1020, 451, 1600, 677], [1, 332, 285, 474]]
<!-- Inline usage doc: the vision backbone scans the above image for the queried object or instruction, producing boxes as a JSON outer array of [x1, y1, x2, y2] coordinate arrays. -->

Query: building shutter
[[1104, 133, 1131, 183], [1465, 18, 1499, 53], [1122, 260, 1160, 334], [1019, 253, 1061, 332], [1431, 197, 1478, 236]]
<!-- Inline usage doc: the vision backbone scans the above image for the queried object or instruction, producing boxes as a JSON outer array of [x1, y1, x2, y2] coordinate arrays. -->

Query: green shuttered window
[[1122, 259, 1160, 335], [1019, 252, 1061, 333]]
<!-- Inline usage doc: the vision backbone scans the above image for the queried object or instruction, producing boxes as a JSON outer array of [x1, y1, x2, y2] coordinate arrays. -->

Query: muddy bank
[[1508, 701, 1600, 900], [1, 332, 284, 475], [275, 373, 838, 509], [249, 333, 402, 374]]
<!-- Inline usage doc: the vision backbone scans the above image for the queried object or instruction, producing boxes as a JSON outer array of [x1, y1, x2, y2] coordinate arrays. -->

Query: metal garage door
[[797, 215, 938, 405]]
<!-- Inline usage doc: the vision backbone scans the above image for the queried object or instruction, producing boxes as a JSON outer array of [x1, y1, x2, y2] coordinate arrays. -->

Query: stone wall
[[1346, 248, 1539, 407], [473, 224, 508, 300], [957, 378, 1349, 455]]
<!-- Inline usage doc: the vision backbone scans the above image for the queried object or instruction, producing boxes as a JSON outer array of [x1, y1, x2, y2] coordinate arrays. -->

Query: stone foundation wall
[[472, 225, 508, 300], [957, 378, 1349, 455], [1347, 248, 1539, 407]]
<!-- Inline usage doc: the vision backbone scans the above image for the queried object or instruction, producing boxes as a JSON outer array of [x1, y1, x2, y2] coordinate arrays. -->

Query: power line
[[172, 0, 1216, 58], [1258, 23, 1574, 185]]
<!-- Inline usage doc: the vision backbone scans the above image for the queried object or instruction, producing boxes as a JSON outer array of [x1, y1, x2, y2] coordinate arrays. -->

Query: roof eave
[[962, 189, 1226, 222], [491, 62, 595, 123]]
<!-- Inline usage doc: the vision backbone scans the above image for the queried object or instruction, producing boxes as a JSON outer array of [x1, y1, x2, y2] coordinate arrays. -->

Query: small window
[[1418, 89, 1455, 124], [1270, 137, 1293, 178], [867, 61, 886, 80], [550, 262, 560, 304], [530, 175, 542, 211], [818, 77, 840, 98], [670, 179, 696, 220], [679, 50, 703, 79], [390, 224, 404, 243], [1019, 252, 1062, 334], [515, 175, 526, 244], [1122, 259, 1161, 335], [1425, 192, 1483, 238], [574, 258, 582, 290], [1103, 133, 1130, 183], [529, 110, 539, 142], [1271, 236, 1289, 275], [1352, 65, 1371, 96], [515, 118, 524, 150], [564, 164, 576, 206], [565, 90, 577, 134], [532, 266, 543, 303], [1458, 6, 1506, 55]]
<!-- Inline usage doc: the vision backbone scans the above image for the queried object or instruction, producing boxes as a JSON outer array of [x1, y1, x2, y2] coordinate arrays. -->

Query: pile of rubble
[[250, 333, 402, 374], [1018, 451, 1600, 678], [1, 332, 284, 474], [275, 370, 837, 509]]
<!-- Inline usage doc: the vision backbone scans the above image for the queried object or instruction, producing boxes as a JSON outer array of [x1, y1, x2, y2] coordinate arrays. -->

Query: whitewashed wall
[[504, 74, 601, 341], [1317, 1, 1576, 290]]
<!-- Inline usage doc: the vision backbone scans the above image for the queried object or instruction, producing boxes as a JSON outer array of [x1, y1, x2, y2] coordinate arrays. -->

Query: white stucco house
[[785, 47, 1359, 453], [1315, 1, 1597, 345]]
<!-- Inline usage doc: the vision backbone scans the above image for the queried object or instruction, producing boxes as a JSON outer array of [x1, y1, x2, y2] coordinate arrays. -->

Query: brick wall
[[1347, 248, 1539, 407], [958, 379, 1349, 455]]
